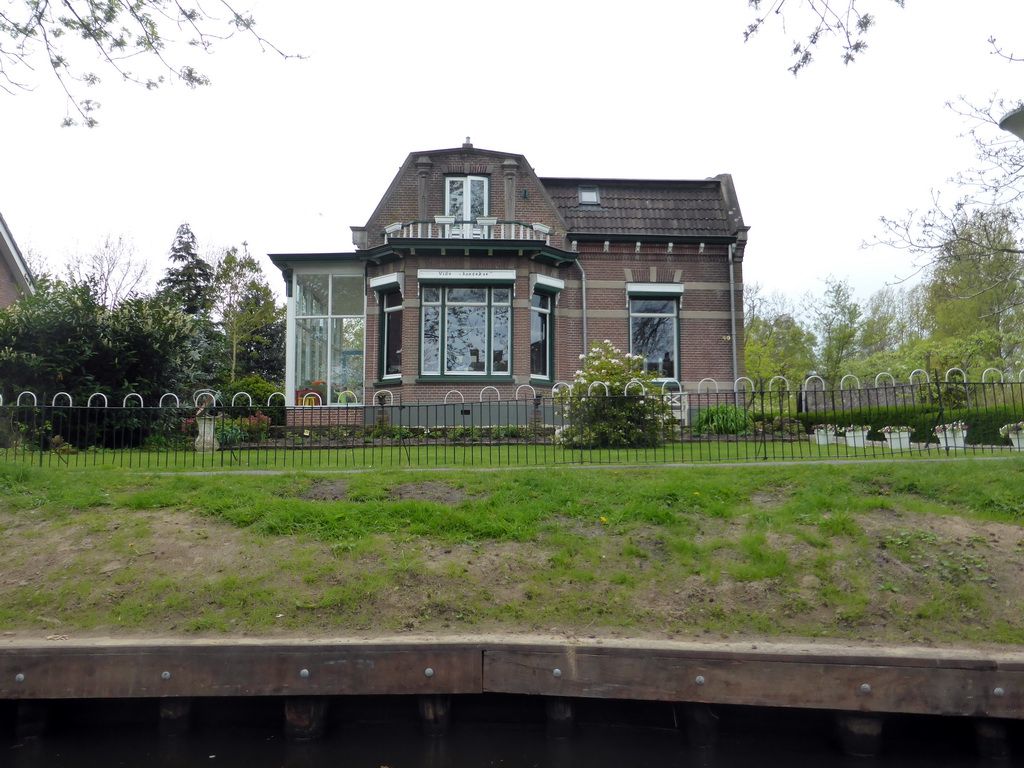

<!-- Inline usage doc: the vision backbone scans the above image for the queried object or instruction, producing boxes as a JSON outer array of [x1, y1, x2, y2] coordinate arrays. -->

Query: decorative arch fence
[[2, 375, 1024, 469]]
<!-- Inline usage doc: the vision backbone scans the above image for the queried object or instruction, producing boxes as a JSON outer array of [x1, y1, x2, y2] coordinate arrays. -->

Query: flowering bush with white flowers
[[555, 340, 672, 449]]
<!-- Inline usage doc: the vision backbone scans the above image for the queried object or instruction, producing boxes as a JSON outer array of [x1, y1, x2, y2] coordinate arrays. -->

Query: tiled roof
[[540, 176, 743, 239]]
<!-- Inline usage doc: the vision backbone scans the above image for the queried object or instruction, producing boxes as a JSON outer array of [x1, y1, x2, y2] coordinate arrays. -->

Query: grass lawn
[[1, 458, 1023, 645], [7, 436, 1008, 471]]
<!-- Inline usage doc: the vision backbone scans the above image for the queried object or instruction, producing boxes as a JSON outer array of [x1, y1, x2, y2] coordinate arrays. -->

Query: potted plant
[[881, 425, 914, 451], [999, 421, 1024, 449], [810, 424, 836, 446], [841, 424, 871, 448], [934, 420, 967, 451]]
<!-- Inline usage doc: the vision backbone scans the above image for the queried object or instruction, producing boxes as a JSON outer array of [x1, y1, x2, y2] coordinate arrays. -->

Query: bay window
[[421, 285, 511, 376]]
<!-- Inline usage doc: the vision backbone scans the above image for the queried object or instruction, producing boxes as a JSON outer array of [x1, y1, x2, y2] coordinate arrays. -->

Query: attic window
[[578, 185, 600, 205]]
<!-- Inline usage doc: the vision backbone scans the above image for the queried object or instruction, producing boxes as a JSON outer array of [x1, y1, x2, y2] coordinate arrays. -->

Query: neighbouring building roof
[[0, 211, 34, 299], [540, 175, 745, 240]]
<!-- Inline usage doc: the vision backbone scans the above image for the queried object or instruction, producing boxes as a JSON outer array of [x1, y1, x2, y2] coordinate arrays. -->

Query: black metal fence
[[2, 380, 1024, 470]]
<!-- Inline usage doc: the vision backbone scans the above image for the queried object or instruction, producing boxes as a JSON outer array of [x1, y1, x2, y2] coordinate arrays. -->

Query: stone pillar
[[503, 158, 519, 222], [416, 156, 433, 221], [194, 417, 219, 452]]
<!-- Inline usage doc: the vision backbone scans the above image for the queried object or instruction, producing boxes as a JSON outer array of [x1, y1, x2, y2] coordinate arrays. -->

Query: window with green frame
[[420, 285, 511, 376]]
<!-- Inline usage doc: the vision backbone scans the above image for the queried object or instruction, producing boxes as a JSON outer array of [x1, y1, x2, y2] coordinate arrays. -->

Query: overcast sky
[[2, 1, 1023, 305]]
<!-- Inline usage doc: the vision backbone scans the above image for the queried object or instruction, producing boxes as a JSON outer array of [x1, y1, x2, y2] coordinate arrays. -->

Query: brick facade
[[0, 213, 33, 309], [0, 259, 20, 308], [271, 143, 748, 409]]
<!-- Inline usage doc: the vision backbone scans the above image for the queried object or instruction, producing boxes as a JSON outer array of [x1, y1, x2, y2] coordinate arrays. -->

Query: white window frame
[[627, 284, 682, 381], [381, 289, 403, 380], [288, 271, 365, 406], [445, 175, 489, 237], [530, 291, 552, 380]]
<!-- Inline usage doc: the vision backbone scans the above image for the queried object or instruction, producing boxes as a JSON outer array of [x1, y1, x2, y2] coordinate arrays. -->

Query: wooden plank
[[2, 640, 1021, 722], [483, 650, 1024, 719], [0, 645, 481, 699]]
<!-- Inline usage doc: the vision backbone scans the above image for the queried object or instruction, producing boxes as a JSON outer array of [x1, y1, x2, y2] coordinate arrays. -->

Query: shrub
[[218, 375, 286, 424], [556, 341, 671, 449], [239, 412, 272, 440], [491, 425, 530, 440], [693, 405, 754, 436], [754, 416, 803, 437], [215, 421, 245, 446]]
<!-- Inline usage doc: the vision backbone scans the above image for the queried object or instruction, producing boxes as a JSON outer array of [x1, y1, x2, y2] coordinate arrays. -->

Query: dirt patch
[[301, 480, 348, 501], [390, 482, 467, 505], [751, 490, 789, 508]]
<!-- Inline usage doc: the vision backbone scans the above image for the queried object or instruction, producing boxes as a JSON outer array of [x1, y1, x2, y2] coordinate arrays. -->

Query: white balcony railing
[[384, 217, 552, 244]]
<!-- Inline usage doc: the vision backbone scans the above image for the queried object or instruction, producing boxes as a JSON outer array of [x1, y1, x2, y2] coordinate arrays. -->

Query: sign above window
[[418, 269, 516, 283]]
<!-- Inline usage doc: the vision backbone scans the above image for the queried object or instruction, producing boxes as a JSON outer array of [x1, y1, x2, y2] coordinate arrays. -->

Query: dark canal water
[[2, 697, 1014, 767]]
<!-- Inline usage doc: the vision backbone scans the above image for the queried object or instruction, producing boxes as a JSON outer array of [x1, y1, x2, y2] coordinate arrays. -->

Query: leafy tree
[[212, 243, 281, 382], [158, 223, 215, 316], [0, 276, 198, 402], [921, 212, 1023, 324], [858, 284, 923, 358], [743, 284, 816, 386], [1, 1, 297, 126], [804, 277, 862, 387]]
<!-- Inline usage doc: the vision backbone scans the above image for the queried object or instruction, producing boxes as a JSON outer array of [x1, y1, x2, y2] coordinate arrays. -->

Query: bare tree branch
[[0, 0, 303, 126], [745, 0, 906, 74]]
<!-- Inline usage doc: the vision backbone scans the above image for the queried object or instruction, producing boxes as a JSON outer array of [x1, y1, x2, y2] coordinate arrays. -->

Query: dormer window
[[578, 185, 600, 205]]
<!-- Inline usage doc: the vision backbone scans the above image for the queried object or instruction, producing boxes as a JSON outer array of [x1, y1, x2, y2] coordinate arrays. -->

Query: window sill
[[415, 375, 516, 384]]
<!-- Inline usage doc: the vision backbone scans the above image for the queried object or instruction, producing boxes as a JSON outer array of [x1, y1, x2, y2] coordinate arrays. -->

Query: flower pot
[[194, 416, 220, 452], [845, 429, 868, 448], [885, 431, 911, 451], [812, 431, 834, 446], [1010, 433, 1024, 450], [937, 430, 966, 451]]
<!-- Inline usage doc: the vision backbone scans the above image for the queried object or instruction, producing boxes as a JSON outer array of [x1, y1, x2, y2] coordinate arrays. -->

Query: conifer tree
[[158, 223, 215, 316]]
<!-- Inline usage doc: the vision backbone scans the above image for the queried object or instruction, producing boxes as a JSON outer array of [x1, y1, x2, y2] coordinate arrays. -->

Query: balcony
[[384, 217, 552, 244]]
